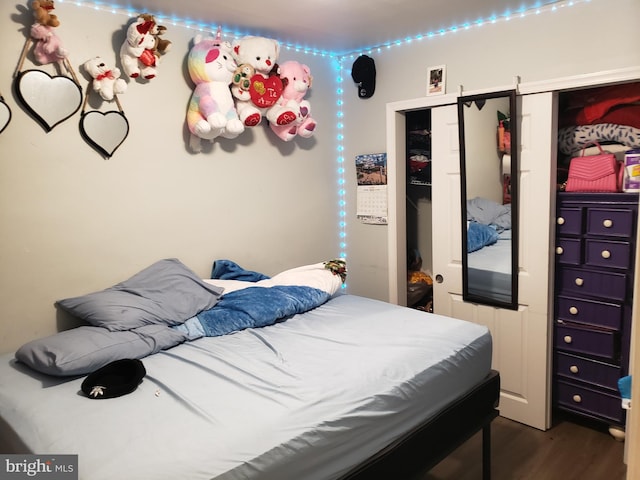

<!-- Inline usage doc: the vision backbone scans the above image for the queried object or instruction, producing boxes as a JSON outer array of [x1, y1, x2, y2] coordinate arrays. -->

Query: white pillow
[[205, 261, 344, 297]]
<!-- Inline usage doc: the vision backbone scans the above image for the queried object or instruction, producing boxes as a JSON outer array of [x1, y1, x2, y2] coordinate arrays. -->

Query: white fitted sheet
[[0, 294, 492, 480]]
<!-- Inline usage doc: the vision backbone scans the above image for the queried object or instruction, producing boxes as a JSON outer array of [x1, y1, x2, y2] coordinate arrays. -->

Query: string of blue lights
[[55, 0, 590, 290]]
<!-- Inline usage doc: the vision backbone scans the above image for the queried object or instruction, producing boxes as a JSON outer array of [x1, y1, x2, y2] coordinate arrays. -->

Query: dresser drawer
[[585, 239, 631, 270], [555, 238, 582, 265], [556, 266, 627, 301], [555, 352, 621, 391], [556, 295, 622, 330], [556, 380, 624, 424], [556, 322, 618, 360], [556, 207, 583, 235], [587, 207, 636, 237]]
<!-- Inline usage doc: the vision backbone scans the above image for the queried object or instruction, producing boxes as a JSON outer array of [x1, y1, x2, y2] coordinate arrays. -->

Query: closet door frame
[[386, 94, 457, 306]]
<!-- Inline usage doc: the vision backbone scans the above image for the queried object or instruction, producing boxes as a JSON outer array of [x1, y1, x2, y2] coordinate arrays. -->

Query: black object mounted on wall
[[79, 89, 129, 159], [14, 69, 82, 133], [351, 55, 376, 99], [0, 93, 11, 135]]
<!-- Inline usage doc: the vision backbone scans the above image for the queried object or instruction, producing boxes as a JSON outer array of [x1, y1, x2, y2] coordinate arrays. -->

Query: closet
[[552, 82, 640, 434], [405, 109, 433, 311], [388, 70, 640, 431]]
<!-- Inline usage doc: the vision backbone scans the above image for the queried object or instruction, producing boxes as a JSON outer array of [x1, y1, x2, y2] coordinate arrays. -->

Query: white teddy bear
[[119, 16, 158, 80], [82, 56, 127, 101], [231, 36, 296, 128]]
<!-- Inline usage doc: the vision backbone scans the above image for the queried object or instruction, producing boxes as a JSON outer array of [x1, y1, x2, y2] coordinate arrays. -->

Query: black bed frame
[[340, 370, 500, 480]]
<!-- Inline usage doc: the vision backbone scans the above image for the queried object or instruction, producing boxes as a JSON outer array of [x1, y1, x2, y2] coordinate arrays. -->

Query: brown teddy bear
[[138, 13, 172, 58], [31, 0, 60, 28]]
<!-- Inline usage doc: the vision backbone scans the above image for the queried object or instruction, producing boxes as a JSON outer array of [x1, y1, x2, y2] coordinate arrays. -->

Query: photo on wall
[[427, 65, 446, 96]]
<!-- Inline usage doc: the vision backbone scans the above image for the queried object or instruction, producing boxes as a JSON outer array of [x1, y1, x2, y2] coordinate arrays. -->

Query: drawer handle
[[556, 246, 564, 255], [570, 365, 579, 374], [569, 306, 578, 315], [574, 277, 584, 286], [557, 217, 565, 225], [601, 250, 611, 259], [564, 335, 573, 344], [603, 219, 613, 228], [572, 394, 582, 403]]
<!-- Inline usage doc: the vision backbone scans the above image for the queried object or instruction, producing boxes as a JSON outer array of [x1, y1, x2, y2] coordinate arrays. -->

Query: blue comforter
[[175, 259, 342, 339], [195, 285, 330, 337], [467, 222, 499, 253]]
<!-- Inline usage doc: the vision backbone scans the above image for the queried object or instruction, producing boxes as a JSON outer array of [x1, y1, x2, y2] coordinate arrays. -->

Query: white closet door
[[431, 104, 463, 313], [431, 94, 556, 430]]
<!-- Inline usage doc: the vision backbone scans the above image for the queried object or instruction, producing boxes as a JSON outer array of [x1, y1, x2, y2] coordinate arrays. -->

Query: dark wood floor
[[419, 415, 627, 480]]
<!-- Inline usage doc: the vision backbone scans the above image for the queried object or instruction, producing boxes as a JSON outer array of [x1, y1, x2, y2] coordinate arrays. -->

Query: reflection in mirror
[[458, 90, 518, 309], [0, 95, 11, 134], [14, 69, 82, 132]]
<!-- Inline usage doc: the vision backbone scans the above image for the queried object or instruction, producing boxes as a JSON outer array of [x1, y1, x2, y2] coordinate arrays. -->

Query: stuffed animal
[[82, 56, 127, 101], [119, 15, 158, 80], [31, 0, 59, 28], [186, 34, 245, 152], [230, 64, 255, 104], [30, 23, 67, 67], [231, 36, 296, 128], [270, 61, 317, 142], [138, 14, 172, 59]]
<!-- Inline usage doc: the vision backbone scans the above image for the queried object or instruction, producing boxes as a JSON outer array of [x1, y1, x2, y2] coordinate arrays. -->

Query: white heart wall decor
[[0, 97, 11, 134], [14, 69, 82, 132], [79, 110, 129, 159]]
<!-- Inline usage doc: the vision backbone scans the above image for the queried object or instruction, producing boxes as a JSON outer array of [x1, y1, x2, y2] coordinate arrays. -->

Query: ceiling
[[110, 0, 565, 55]]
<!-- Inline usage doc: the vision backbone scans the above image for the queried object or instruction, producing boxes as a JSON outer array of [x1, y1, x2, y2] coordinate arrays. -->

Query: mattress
[[468, 231, 513, 303], [0, 294, 492, 480]]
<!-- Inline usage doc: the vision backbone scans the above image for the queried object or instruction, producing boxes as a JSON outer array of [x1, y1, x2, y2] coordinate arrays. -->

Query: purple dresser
[[554, 192, 638, 426]]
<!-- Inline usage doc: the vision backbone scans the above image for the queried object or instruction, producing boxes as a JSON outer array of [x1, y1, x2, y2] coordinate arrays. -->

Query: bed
[[466, 196, 513, 304], [468, 229, 513, 304], [0, 259, 499, 480]]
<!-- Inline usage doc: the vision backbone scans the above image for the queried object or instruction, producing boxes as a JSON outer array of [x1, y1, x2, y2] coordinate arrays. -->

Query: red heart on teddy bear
[[249, 75, 283, 108]]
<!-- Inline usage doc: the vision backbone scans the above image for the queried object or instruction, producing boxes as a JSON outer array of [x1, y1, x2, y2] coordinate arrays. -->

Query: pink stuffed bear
[[186, 34, 244, 153], [231, 36, 296, 128], [30, 23, 68, 68], [270, 61, 317, 142]]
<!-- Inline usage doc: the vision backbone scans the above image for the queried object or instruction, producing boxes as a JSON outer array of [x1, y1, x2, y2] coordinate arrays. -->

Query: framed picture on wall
[[427, 65, 446, 96]]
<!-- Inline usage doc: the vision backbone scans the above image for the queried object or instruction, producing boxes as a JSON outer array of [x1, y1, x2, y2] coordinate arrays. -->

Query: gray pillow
[[15, 324, 188, 376], [56, 258, 223, 331]]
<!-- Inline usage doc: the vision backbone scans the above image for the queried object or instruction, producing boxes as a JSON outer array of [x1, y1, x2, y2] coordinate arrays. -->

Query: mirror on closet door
[[458, 89, 518, 310]]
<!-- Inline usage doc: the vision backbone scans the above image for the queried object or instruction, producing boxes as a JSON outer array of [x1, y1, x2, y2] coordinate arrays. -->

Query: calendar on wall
[[355, 153, 388, 224]]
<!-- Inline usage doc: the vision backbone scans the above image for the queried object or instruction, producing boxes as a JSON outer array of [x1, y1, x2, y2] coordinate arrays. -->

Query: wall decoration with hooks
[[13, 1, 82, 132], [79, 56, 129, 158], [79, 90, 129, 159]]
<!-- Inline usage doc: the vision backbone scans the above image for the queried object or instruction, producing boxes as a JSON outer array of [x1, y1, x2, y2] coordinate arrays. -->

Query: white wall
[[2, 0, 639, 353], [0, 2, 338, 353], [342, 0, 640, 301]]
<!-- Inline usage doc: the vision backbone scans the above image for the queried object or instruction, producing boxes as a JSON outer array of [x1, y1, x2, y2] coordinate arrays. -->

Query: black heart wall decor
[[0, 95, 11, 134], [79, 109, 129, 159], [14, 69, 82, 132]]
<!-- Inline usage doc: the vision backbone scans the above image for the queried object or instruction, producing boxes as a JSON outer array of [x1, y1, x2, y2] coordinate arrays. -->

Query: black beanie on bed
[[81, 358, 146, 399]]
